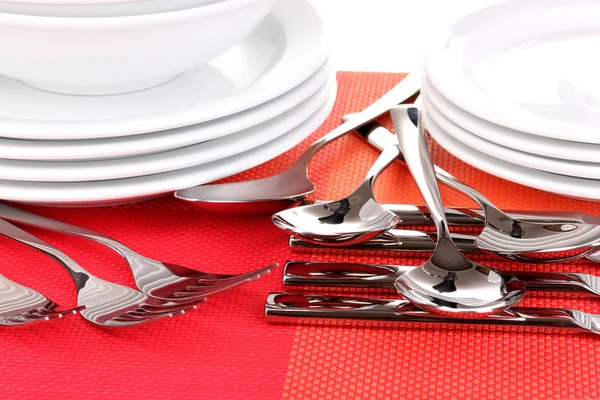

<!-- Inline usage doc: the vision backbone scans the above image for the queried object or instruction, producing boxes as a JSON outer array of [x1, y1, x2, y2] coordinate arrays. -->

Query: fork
[[0, 273, 81, 326], [0, 203, 277, 302], [0, 218, 205, 327]]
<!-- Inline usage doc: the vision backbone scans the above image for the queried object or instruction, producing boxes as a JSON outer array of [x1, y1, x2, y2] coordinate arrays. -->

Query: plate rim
[[424, 0, 600, 142], [423, 92, 600, 180], [0, 60, 333, 161], [0, 0, 329, 139], [422, 76, 600, 163], [0, 80, 338, 205], [0, 77, 335, 182], [423, 105, 600, 201]]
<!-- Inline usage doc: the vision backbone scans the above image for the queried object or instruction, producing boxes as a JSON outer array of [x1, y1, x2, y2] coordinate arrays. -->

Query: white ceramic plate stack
[[422, 0, 600, 201], [0, 0, 335, 206]]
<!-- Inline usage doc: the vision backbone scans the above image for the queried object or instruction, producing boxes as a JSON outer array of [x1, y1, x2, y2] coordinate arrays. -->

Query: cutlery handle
[[355, 113, 494, 211], [297, 73, 420, 163], [0, 203, 139, 262], [392, 106, 451, 239], [283, 260, 406, 288], [283, 261, 600, 296], [290, 229, 480, 253], [0, 218, 90, 286], [383, 203, 485, 226], [0, 203, 111, 240], [265, 293, 600, 335]]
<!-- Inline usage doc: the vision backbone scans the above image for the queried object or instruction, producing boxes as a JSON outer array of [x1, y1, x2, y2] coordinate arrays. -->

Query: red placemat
[[1, 72, 599, 400]]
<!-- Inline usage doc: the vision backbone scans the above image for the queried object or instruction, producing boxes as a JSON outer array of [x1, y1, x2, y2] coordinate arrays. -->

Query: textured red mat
[[1, 72, 599, 400]]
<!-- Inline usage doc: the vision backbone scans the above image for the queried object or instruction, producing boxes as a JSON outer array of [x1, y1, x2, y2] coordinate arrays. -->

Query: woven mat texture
[[1, 72, 599, 400]]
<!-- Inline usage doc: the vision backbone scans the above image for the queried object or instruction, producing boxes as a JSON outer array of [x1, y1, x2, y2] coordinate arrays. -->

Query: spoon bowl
[[272, 181, 400, 246], [175, 161, 315, 215], [272, 144, 401, 245], [394, 237, 526, 317]]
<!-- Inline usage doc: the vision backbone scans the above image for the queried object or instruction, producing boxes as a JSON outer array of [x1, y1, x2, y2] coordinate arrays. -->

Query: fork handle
[[0, 218, 91, 288], [283, 261, 600, 296], [0, 203, 138, 261]]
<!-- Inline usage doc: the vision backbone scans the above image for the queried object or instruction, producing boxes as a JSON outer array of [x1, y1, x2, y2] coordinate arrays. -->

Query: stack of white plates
[[1, 0, 335, 206], [422, 0, 600, 201]]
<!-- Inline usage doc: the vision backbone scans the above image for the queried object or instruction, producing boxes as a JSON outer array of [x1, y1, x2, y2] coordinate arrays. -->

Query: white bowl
[[0, 0, 277, 95], [0, 0, 223, 17]]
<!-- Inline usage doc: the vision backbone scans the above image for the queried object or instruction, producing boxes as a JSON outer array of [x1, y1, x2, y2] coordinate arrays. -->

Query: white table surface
[[310, 0, 499, 73]]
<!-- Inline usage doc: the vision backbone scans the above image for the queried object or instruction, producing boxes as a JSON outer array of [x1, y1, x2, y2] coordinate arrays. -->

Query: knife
[[265, 293, 600, 335], [289, 230, 600, 262], [283, 260, 600, 296]]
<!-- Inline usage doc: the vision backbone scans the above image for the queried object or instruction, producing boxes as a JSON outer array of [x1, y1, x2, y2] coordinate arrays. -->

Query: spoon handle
[[390, 106, 451, 239], [360, 145, 401, 186], [354, 116, 493, 213], [296, 73, 420, 163], [283, 261, 600, 296], [265, 293, 600, 335], [351, 121, 600, 226], [290, 228, 480, 252], [0, 218, 91, 290]]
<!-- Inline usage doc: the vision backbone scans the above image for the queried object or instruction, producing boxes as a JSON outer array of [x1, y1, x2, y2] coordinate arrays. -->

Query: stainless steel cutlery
[[352, 115, 600, 262], [174, 73, 420, 214], [264, 92, 600, 335], [0, 203, 277, 303], [0, 218, 205, 327], [0, 273, 81, 327], [265, 293, 600, 335], [389, 105, 525, 316], [289, 228, 600, 263], [283, 261, 600, 297], [271, 143, 401, 246]]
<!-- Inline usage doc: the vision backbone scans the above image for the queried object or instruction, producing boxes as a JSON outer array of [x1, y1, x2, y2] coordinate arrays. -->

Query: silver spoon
[[390, 105, 525, 317], [173, 73, 420, 214], [271, 144, 401, 245], [349, 110, 600, 263]]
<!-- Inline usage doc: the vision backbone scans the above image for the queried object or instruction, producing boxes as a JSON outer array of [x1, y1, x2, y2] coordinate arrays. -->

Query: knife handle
[[283, 260, 405, 288], [265, 293, 600, 335], [289, 229, 480, 253], [283, 261, 600, 296]]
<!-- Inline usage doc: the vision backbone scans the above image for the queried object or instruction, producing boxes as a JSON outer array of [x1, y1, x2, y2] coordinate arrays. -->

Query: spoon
[[348, 110, 600, 263], [390, 105, 525, 317], [174, 73, 420, 214], [271, 144, 401, 245]]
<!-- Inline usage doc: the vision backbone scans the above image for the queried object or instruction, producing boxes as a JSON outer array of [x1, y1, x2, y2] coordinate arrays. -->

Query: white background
[[310, 0, 499, 72]]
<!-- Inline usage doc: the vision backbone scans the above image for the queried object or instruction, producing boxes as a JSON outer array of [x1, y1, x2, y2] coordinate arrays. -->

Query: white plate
[[422, 104, 600, 201], [423, 91, 600, 180], [0, 0, 328, 139], [423, 77, 600, 164], [0, 78, 334, 182], [424, 0, 600, 143], [0, 81, 337, 206], [0, 61, 332, 161]]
